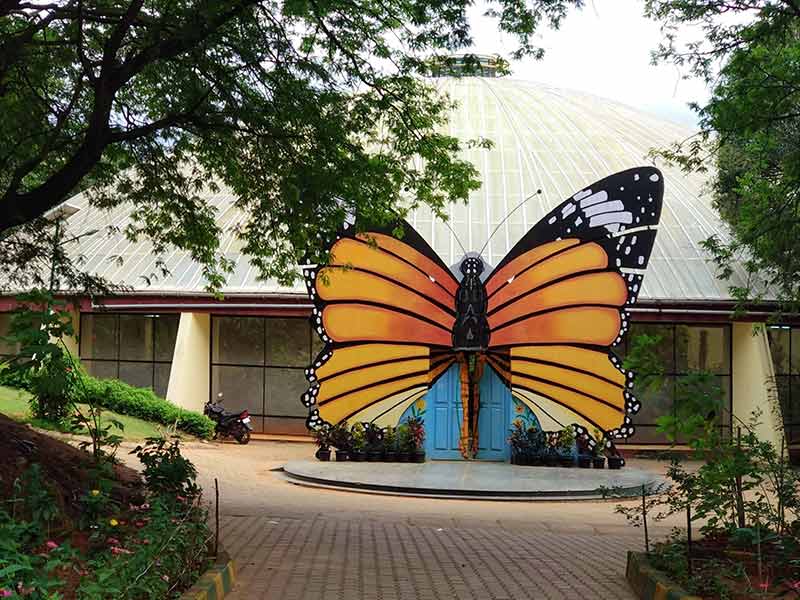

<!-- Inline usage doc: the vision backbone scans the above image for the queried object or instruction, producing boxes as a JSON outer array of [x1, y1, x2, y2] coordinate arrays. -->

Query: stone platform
[[282, 460, 666, 501]]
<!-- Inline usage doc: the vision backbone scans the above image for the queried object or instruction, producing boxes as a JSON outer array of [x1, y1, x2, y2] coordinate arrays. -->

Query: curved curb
[[179, 550, 236, 600], [626, 551, 702, 600], [283, 467, 664, 501]]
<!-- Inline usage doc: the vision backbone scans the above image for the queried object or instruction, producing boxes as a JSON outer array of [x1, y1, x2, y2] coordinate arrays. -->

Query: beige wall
[[62, 305, 80, 359], [166, 312, 210, 413], [732, 322, 784, 448]]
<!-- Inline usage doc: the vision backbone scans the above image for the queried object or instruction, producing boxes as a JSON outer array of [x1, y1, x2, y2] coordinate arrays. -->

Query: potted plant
[[364, 422, 383, 462], [576, 435, 592, 469], [350, 422, 366, 461], [543, 432, 559, 466], [557, 425, 576, 467], [526, 425, 546, 466], [591, 429, 606, 468], [396, 423, 411, 462], [607, 453, 624, 469], [407, 416, 426, 463], [508, 420, 527, 465], [330, 423, 352, 461], [313, 426, 332, 461], [383, 425, 397, 462]]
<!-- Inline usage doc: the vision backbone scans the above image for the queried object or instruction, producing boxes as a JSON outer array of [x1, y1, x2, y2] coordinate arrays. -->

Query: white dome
[[409, 76, 746, 303]]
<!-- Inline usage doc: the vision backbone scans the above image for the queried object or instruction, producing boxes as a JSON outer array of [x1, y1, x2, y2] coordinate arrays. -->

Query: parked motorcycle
[[204, 393, 252, 444]]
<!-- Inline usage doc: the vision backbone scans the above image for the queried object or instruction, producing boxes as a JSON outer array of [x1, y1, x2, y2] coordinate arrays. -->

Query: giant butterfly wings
[[301, 167, 664, 454]]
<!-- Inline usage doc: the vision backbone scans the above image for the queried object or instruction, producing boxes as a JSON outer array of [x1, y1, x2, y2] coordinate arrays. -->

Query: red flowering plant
[[406, 416, 425, 451]]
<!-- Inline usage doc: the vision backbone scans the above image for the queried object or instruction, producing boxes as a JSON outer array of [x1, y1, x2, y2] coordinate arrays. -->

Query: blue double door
[[423, 363, 513, 461]]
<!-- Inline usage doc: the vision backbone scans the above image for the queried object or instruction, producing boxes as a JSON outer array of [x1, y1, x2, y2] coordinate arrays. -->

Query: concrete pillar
[[732, 322, 784, 448], [62, 305, 80, 359], [166, 312, 210, 413]]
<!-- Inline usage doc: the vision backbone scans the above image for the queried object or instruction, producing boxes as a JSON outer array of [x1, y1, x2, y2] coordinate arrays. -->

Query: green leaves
[[0, 0, 580, 292], [645, 1, 800, 310]]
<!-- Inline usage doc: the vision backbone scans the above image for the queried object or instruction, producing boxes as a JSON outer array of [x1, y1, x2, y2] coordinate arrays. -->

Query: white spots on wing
[[631, 235, 638, 246], [589, 212, 633, 228], [624, 246, 631, 256], [615, 258, 622, 267], [574, 216, 583, 227], [583, 199, 625, 218], [579, 190, 608, 208], [619, 186, 625, 191], [649, 173, 660, 182], [634, 173, 640, 181], [562, 203, 577, 218], [638, 255, 645, 266], [573, 189, 593, 202], [548, 216, 557, 225], [606, 223, 621, 233]]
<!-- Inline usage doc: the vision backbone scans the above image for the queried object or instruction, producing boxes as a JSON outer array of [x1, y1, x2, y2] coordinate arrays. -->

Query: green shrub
[[79, 377, 214, 440]]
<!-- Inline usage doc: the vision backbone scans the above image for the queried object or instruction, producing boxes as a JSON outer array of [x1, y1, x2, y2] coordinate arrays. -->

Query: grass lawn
[[0, 385, 179, 440]]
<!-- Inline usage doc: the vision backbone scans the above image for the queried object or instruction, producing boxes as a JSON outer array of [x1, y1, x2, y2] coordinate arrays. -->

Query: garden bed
[[0, 414, 213, 599]]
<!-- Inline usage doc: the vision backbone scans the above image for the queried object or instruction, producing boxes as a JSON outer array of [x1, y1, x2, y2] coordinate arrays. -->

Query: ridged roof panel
[[59, 77, 751, 301]]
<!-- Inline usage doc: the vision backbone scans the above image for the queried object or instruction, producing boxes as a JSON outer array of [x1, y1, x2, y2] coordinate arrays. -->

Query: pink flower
[[135, 521, 146, 528], [45, 540, 58, 550], [142, 539, 150, 545], [110, 546, 132, 555], [0, 590, 11, 598], [789, 580, 800, 591], [106, 537, 120, 545], [758, 581, 770, 591]]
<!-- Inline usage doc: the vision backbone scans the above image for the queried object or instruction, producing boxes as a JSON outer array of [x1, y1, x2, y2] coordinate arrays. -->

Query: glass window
[[119, 315, 154, 361], [676, 325, 730, 374], [119, 361, 154, 390], [210, 316, 317, 432], [81, 314, 119, 359], [83, 359, 119, 380], [266, 319, 309, 367], [620, 322, 732, 445], [79, 313, 177, 398], [768, 326, 800, 447], [266, 368, 311, 417], [212, 317, 264, 365], [154, 315, 179, 361], [211, 366, 264, 417]]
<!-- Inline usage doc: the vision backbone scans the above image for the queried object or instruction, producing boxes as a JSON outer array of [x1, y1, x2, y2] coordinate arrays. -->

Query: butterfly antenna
[[479, 188, 542, 256], [440, 217, 468, 256]]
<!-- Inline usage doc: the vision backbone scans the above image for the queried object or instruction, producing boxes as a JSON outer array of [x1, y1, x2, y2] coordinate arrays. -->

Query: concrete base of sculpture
[[282, 460, 666, 501]]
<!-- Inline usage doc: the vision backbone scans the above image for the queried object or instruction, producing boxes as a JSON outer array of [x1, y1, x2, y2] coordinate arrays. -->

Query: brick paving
[[125, 441, 682, 600], [222, 514, 641, 600]]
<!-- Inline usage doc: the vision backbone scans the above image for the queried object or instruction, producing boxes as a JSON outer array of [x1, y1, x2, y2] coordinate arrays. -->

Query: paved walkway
[[127, 441, 688, 600]]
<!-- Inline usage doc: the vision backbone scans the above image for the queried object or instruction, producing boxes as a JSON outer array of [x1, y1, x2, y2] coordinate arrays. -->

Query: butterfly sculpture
[[301, 167, 664, 458]]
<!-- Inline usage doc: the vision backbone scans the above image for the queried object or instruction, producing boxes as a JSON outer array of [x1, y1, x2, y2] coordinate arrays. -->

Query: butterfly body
[[452, 256, 490, 351], [303, 167, 665, 463]]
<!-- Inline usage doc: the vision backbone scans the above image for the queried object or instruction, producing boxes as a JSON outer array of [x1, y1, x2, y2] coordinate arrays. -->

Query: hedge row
[[0, 366, 214, 439], [79, 376, 215, 439]]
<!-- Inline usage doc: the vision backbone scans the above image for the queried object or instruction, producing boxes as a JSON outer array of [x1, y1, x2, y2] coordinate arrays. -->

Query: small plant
[[383, 425, 397, 453], [132, 436, 200, 498], [556, 425, 575, 455], [591, 428, 607, 457], [397, 423, 413, 453], [363, 422, 382, 452], [312, 426, 332, 450], [329, 422, 352, 451], [350, 422, 366, 452], [406, 416, 425, 451], [508, 419, 527, 460]]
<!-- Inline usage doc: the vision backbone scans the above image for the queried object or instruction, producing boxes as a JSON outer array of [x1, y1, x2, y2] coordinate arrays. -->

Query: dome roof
[[410, 76, 745, 303], [60, 76, 750, 303]]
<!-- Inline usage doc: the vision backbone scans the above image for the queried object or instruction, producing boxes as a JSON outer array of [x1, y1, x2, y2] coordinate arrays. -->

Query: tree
[[0, 0, 581, 290], [644, 1, 800, 310]]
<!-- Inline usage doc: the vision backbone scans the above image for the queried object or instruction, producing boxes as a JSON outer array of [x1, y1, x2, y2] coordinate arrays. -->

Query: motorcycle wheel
[[235, 429, 251, 445]]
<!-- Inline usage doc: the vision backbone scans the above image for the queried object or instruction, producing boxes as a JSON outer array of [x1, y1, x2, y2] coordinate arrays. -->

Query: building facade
[[0, 71, 795, 460]]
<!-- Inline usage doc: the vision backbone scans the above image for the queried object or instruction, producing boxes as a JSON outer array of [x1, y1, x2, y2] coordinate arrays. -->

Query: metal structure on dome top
[[300, 167, 664, 460]]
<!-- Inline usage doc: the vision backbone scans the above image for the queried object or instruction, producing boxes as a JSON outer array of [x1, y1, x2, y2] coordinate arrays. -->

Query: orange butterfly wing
[[485, 166, 663, 444], [303, 224, 458, 428]]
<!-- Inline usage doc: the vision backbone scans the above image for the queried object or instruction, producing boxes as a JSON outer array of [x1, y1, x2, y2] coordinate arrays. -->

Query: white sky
[[468, 0, 711, 128]]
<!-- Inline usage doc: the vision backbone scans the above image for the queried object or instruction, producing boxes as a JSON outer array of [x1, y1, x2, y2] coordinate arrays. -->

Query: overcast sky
[[467, 0, 710, 128]]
